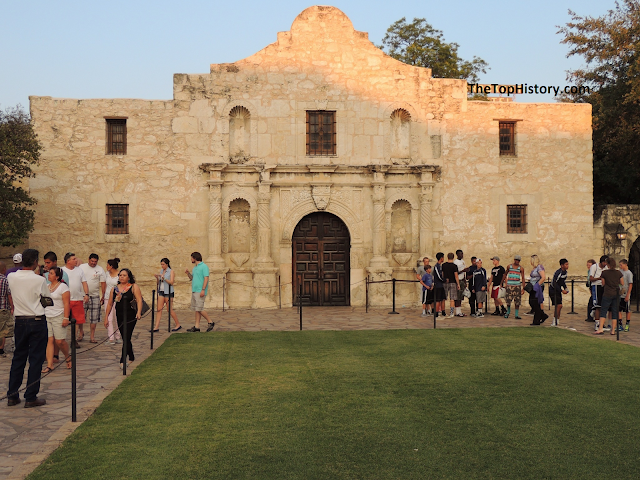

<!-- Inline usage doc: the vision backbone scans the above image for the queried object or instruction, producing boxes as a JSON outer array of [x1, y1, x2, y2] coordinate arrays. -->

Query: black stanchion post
[[168, 293, 171, 332], [299, 284, 303, 331], [151, 289, 155, 350], [123, 302, 128, 376], [278, 275, 281, 309], [547, 279, 551, 311], [389, 278, 399, 314], [70, 318, 77, 422], [568, 279, 577, 314], [222, 276, 226, 312], [365, 276, 369, 314], [433, 301, 437, 329]]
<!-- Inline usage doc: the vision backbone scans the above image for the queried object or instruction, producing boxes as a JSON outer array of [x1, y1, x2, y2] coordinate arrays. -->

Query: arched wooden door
[[293, 212, 350, 306]]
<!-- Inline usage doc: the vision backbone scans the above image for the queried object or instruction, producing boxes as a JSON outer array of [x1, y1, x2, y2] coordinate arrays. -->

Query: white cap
[[13, 253, 22, 264]]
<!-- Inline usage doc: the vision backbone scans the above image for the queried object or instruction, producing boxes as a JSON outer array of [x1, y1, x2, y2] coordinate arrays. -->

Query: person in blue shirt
[[185, 252, 214, 332], [418, 264, 434, 316]]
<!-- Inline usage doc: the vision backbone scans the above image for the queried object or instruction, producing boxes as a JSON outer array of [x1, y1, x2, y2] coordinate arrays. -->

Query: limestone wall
[[27, 6, 595, 309]]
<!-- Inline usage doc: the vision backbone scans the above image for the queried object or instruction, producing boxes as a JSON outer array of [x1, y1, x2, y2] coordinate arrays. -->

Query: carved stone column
[[201, 164, 229, 309], [419, 172, 435, 256], [367, 168, 393, 306], [252, 169, 278, 308], [206, 181, 226, 270]]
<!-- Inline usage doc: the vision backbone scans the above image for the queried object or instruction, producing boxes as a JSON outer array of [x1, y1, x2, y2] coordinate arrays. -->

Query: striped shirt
[[506, 265, 523, 286]]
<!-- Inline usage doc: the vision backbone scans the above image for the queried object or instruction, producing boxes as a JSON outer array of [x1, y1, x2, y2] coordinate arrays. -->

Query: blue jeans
[[7, 317, 48, 401]]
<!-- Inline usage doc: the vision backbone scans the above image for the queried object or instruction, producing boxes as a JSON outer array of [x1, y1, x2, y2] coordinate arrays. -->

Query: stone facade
[[28, 6, 594, 308]]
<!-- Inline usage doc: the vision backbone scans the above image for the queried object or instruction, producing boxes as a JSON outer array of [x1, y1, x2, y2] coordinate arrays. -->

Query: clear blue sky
[[1, 0, 611, 109]]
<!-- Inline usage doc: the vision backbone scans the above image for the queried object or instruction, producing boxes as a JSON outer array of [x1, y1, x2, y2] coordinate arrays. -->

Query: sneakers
[[551, 319, 557, 327], [515, 316, 522, 320], [525, 310, 534, 316], [420, 312, 428, 317], [491, 310, 501, 316], [455, 313, 466, 317], [595, 320, 600, 331], [504, 313, 510, 319], [603, 325, 612, 332], [540, 314, 548, 324], [618, 323, 625, 332], [187, 326, 200, 332], [115, 338, 122, 344], [206, 322, 215, 332], [625, 323, 630, 332], [476, 313, 485, 318]]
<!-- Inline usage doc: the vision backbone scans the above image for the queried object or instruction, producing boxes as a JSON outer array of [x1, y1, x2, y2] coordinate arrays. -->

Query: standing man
[[549, 259, 570, 326], [61, 253, 89, 342], [0, 261, 14, 357], [585, 259, 596, 322], [5, 254, 23, 276], [433, 253, 446, 317], [502, 255, 525, 319], [79, 254, 106, 343], [42, 252, 69, 285], [6, 249, 50, 407], [488, 256, 506, 316], [620, 259, 634, 331], [442, 253, 460, 317], [467, 256, 478, 316], [186, 252, 215, 332], [454, 250, 467, 317], [472, 258, 487, 318], [590, 255, 608, 332]]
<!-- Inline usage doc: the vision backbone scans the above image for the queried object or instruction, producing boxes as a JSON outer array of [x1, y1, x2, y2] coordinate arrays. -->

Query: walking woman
[[43, 268, 72, 372], [105, 269, 142, 364], [104, 258, 122, 345], [528, 255, 548, 325], [152, 258, 181, 332]]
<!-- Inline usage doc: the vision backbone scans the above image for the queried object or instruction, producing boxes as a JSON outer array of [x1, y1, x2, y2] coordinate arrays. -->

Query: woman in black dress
[[105, 268, 142, 364]]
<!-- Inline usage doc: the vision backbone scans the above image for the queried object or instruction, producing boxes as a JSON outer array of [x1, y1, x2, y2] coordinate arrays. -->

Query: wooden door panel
[[293, 212, 349, 306]]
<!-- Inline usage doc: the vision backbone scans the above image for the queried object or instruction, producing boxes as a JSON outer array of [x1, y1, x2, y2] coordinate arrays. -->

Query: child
[[419, 265, 434, 316], [472, 258, 488, 318]]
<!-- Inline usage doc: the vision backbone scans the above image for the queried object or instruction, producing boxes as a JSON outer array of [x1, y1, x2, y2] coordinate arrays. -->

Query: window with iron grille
[[106, 119, 127, 155], [507, 205, 527, 234], [106, 204, 129, 234], [306, 111, 336, 155], [499, 121, 515, 156]]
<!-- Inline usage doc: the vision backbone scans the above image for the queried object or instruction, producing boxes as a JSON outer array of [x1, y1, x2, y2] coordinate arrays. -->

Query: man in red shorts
[[61, 253, 89, 343]]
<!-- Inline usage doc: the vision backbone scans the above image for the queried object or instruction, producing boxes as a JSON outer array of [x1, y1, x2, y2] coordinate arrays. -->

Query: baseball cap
[[514, 255, 522, 261], [476, 258, 482, 263], [490, 256, 500, 261], [13, 253, 22, 264]]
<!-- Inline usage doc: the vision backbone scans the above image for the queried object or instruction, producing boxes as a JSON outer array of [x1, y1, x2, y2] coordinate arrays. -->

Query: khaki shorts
[[46, 313, 68, 340], [190, 292, 206, 312], [0, 309, 13, 338], [476, 291, 487, 304]]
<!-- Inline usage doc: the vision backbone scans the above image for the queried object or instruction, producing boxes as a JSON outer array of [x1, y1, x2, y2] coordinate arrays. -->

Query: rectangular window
[[106, 204, 129, 234], [306, 111, 336, 156], [507, 205, 527, 234], [499, 121, 515, 156], [106, 119, 127, 155]]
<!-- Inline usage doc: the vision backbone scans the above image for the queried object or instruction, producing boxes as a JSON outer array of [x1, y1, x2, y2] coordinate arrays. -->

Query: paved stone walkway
[[0, 303, 638, 479]]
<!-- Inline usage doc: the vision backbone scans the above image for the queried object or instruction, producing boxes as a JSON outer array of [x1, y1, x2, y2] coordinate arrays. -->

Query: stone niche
[[229, 106, 251, 163], [390, 109, 411, 163], [389, 199, 412, 254], [228, 199, 251, 254]]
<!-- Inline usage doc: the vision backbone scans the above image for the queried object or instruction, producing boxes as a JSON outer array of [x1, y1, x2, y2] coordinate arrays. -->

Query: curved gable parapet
[[210, 6, 432, 80]]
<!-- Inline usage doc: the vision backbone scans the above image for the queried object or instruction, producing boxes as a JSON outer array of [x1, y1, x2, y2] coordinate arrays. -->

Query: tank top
[[506, 264, 522, 286], [159, 268, 174, 295]]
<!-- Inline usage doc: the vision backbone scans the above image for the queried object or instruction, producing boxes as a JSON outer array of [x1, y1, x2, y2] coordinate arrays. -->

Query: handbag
[[498, 287, 506, 299], [463, 287, 471, 299], [524, 283, 534, 294], [130, 297, 151, 317], [40, 295, 54, 308]]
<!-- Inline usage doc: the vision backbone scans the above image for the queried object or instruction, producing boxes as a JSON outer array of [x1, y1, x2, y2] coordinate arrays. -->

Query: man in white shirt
[[454, 250, 468, 317], [61, 253, 89, 342], [79, 253, 106, 343], [6, 249, 51, 408]]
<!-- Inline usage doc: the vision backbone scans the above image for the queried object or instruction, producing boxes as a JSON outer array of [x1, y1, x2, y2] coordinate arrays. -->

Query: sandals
[[593, 331, 604, 335], [90, 339, 98, 343], [66, 358, 72, 369], [41, 366, 53, 374]]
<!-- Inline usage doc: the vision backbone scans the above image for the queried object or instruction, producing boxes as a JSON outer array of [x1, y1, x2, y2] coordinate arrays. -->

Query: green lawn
[[30, 328, 640, 479]]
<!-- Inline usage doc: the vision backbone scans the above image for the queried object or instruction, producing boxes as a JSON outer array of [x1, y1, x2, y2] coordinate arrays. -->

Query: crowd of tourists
[[416, 251, 634, 332], [1, 249, 214, 408]]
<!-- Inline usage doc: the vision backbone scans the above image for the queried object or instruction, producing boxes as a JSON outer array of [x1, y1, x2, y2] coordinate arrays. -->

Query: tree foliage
[[379, 18, 489, 83], [558, 0, 640, 205], [0, 106, 42, 247]]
